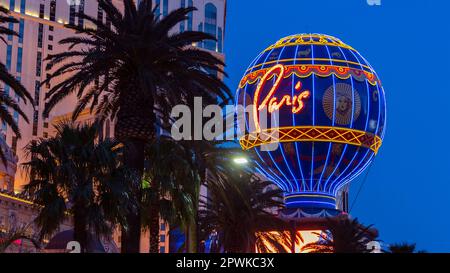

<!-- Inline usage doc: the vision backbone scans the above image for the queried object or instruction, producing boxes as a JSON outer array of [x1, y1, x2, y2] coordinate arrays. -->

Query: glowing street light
[[233, 157, 248, 165]]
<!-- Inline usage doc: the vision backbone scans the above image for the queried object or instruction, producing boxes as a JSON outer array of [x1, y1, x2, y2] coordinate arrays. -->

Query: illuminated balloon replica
[[236, 34, 386, 215]]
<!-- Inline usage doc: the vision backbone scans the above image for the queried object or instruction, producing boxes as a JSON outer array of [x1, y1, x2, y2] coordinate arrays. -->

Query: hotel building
[[0, 0, 227, 253]]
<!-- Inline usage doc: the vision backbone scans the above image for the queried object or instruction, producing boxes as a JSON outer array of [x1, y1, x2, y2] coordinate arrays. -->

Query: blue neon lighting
[[235, 34, 386, 210]]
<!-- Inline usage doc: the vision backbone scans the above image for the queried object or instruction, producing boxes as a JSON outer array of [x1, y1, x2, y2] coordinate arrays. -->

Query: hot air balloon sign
[[236, 34, 386, 210]]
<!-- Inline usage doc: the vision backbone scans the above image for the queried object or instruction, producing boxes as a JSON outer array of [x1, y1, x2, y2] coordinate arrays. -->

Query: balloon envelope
[[236, 34, 386, 209]]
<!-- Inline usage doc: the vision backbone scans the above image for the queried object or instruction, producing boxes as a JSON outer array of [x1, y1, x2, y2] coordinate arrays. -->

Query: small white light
[[233, 157, 248, 165]]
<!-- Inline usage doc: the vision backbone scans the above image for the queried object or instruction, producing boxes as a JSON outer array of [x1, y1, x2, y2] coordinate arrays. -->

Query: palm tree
[[43, 0, 230, 252], [142, 134, 246, 253], [302, 217, 376, 253], [0, 224, 40, 253], [141, 136, 197, 253], [22, 122, 133, 252], [0, 6, 33, 163], [199, 167, 291, 253], [388, 242, 418, 253], [167, 136, 252, 253], [167, 95, 245, 253]]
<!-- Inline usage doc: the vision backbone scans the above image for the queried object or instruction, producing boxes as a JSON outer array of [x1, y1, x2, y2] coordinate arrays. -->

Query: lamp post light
[[233, 157, 248, 165]]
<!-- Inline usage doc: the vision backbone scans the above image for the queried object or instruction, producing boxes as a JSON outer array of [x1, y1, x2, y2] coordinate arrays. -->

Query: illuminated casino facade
[[237, 34, 386, 212]]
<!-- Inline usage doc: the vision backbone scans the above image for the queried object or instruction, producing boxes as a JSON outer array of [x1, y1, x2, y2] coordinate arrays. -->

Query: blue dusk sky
[[224, 0, 450, 252]]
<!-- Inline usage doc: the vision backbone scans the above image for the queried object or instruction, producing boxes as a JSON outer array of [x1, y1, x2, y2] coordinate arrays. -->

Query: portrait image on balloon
[[236, 34, 386, 213]]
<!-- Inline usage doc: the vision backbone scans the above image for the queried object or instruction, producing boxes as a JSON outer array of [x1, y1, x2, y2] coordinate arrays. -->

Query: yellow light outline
[[0, 192, 34, 205], [0, 192, 74, 217], [246, 58, 373, 73], [239, 64, 379, 89], [263, 34, 357, 53], [240, 126, 382, 154]]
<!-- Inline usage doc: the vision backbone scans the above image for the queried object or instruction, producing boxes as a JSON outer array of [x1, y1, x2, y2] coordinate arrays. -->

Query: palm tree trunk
[[186, 212, 199, 253], [148, 197, 160, 253], [121, 139, 145, 253], [246, 234, 257, 253], [73, 206, 88, 253], [186, 220, 197, 253], [188, 167, 200, 253]]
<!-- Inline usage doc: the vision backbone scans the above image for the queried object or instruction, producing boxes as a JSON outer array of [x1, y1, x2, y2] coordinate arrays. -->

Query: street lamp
[[233, 156, 248, 165]]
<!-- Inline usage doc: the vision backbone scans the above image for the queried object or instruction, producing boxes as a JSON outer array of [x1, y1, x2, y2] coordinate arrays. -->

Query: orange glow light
[[255, 230, 327, 253]]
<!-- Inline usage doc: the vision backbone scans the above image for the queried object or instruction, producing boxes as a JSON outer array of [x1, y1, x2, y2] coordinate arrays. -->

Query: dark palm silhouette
[[172, 140, 247, 253], [302, 217, 376, 253], [141, 136, 197, 253], [388, 242, 422, 253], [0, 224, 40, 253], [42, 0, 229, 252], [22, 122, 133, 252], [200, 167, 292, 253], [0, 6, 33, 163], [142, 136, 243, 253]]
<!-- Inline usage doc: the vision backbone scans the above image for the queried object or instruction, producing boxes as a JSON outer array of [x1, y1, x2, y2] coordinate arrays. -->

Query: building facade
[[0, 0, 226, 253], [0, 0, 226, 190]]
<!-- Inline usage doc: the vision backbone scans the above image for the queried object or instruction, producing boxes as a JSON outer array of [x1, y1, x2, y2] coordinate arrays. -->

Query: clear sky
[[224, 0, 450, 252]]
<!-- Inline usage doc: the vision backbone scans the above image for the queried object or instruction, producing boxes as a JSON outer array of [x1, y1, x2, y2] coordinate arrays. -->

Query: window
[[48, 35, 53, 41], [49, 26, 54, 31], [218, 27, 223, 53], [43, 132, 48, 138], [7, 20, 14, 41], [160, 235, 165, 243], [78, 0, 85, 28], [50, 1, 56, 22], [187, 0, 193, 30], [48, 44, 53, 50], [32, 111, 38, 136], [159, 246, 165, 253], [43, 103, 49, 119], [204, 3, 217, 51], [39, 3, 44, 18], [38, 23, 43, 48], [69, 3, 76, 25], [43, 122, 48, 128], [9, 0, 14, 11], [19, 0, 25, 14], [6, 45, 12, 71], [34, 81, 40, 106], [18, 19, 24, 43], [160, 223, 166, 231], [16, 47, 23, 73], [163, 0, 168, 17], [179, 0, 185, 32], [36, 52, 42, 77]]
